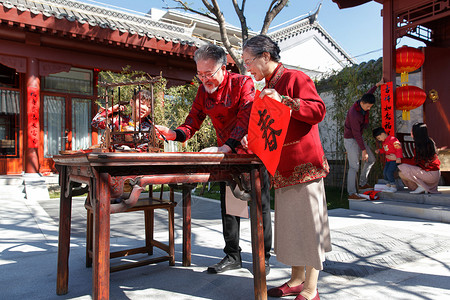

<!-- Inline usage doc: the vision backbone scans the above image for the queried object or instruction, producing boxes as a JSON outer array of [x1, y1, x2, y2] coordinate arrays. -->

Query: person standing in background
[[344, 80, 384, 199]]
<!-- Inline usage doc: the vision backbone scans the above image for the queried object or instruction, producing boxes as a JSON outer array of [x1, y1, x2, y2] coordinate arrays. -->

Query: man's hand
[[154, 125, 176, 141], [200, 144, 232, 153], [362, 150, 368, 161], [376, 78, 385, 87], [260, 88, 282, 102]]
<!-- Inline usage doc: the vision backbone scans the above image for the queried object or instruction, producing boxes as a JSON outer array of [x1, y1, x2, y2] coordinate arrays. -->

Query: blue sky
[[79, 0, 423, 64]]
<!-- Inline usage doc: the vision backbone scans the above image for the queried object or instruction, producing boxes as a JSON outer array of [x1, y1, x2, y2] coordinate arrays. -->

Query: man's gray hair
[[194, 44, 227, 66]]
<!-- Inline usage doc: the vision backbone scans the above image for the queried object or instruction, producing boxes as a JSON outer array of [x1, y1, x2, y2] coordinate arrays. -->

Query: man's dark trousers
[[219, 167, 272, 262]]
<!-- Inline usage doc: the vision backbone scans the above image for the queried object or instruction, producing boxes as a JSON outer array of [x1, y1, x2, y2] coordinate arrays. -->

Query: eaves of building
[[0, 0, 205, 59], [268, 16, 356, 66]]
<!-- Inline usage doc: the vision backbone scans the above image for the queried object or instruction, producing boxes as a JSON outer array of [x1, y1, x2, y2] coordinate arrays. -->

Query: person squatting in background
[[398, 122, 441, 194]]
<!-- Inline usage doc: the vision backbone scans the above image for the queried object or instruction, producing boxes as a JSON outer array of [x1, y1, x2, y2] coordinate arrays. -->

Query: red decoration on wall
[[396, 85, 427, 120], [381, 82, 395, 136], [396, 46, 425, 84], [27, 86, 40, 148], [248, 90, 291, 175]]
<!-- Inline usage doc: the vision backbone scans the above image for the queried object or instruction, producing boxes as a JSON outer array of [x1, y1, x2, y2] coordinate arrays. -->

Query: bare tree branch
[[167, 0, 288, 74], [261, 0, 289, 35], [232, 0, 249, 43], [199, 0, 246, 74], [170, 1, 217, 21]]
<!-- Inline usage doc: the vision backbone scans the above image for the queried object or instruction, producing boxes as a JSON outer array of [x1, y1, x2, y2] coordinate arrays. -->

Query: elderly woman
[[241, 35, 331, 300], [398, 122, 441, 194]]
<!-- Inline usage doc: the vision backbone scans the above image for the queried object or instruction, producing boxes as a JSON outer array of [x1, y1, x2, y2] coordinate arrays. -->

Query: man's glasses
[[196, 65, 222, 80]]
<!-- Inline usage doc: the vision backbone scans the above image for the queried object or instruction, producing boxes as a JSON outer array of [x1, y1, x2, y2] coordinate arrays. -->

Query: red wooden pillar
[[382, 0, 397, 133], [25, 57, 40, 173]]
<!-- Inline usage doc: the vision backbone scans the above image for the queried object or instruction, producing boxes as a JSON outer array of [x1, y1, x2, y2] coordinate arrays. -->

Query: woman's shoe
[[410, 186, 426, 194], [294, 290, 320, 300], [267, 281, 304, 297]]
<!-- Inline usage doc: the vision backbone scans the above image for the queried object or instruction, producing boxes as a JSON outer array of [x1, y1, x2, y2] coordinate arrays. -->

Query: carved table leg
[[92, 172, 111, 300], [250, 167, 267, 300], [182, 185, 192, 267], [57, 165, 72, 295]]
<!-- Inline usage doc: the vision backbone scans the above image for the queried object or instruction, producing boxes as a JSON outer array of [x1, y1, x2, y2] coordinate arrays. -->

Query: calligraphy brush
[[147, 118, 169, 143]]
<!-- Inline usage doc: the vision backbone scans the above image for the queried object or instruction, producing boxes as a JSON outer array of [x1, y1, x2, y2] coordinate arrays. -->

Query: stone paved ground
[[1, 191, 445, 299], [38, 194, 450, 281], [323, 222, 450, 279]]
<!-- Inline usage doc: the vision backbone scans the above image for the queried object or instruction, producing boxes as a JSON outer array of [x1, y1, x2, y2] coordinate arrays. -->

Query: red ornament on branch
[[395, 85, 427, 120]]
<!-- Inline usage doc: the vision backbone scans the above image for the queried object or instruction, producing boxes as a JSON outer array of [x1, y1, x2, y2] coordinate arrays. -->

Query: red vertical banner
[[381, 82, 394, 136], [27, 86, 40, 148], [248, 90, 291, 175]]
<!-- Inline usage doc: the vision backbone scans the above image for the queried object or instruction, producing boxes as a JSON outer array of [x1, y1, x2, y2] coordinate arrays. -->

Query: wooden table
[[53, 152, 267, 300]]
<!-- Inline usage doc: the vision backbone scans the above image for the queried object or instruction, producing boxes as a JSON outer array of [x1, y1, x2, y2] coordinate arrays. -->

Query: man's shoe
[[294, 290, 320, 300], [348, 193, 365, 200], [267, 281, 304, 297], [359, 183, 373, 189], [265, 259, 270, 275], [207, 256, 241, 274]]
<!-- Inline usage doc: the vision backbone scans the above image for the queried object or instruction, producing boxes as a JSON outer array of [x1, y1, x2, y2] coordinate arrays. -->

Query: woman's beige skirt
[[274, 178, 331, 270], [397, 163, 440, 193]]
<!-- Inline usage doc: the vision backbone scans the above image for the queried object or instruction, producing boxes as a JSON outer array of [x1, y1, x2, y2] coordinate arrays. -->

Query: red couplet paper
[[381, 82, 395, 136], [27, 86, 40, 148], [248, 90, 291, 175]]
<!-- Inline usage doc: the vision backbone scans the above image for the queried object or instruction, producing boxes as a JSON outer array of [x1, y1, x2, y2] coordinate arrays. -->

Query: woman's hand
[[260, 88, 282, 102], [154, 125, 176, 141], [241, 134, 249, 149]]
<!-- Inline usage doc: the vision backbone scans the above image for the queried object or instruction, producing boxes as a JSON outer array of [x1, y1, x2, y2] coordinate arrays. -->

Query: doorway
[[42, 95, 92, 171]]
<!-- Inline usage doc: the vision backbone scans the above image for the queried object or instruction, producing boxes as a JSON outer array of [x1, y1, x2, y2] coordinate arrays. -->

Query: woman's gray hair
[[194, 44, 227, 66], [243, 35, 281, 62]]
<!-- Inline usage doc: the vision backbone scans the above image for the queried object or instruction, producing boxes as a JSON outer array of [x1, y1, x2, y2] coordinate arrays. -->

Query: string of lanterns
[[395, 45, 426, 120]]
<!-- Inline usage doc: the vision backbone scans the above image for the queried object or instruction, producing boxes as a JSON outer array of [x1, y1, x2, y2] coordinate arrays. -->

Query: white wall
[[318, 91, 338, 155], [278, 32, 347, 77]]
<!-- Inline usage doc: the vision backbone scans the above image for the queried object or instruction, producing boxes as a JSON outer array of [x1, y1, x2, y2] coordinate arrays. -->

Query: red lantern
[[396, 46, 425, 84], [396, 85, 427, 120]]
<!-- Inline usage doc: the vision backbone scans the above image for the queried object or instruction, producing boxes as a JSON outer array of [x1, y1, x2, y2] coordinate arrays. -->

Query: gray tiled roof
[[269, 17, 355, 65], [0, 0, 204, 46]]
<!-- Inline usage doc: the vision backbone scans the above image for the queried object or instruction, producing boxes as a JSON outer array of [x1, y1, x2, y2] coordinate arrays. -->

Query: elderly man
[[155, 44, 272, 274]]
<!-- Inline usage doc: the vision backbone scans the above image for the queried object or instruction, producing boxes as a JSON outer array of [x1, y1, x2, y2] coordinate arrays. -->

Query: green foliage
[[164, 79, 217, 152], [97, 67, 166, 115], [97, 67, 216, 152], [316, 58, 384, 183], [316, 58, 383, 154]]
